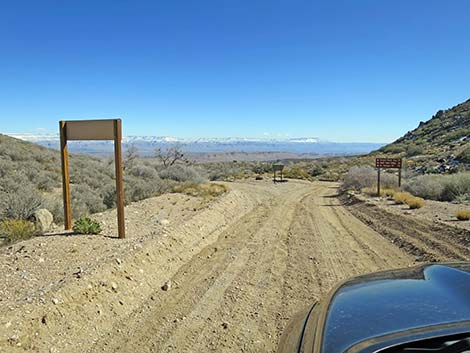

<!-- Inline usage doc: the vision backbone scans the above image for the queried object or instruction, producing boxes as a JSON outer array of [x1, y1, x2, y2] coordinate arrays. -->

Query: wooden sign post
[[375, 157, 403, 196], [59, 119, 126, 239], [273, 164, 284, 183]]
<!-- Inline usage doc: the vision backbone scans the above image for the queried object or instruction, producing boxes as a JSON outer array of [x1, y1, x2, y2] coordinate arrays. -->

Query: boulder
[[32, 209, 53, 233]]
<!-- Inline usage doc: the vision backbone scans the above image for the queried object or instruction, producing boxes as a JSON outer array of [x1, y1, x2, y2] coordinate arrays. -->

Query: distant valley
[[6, 134, 384, 158]]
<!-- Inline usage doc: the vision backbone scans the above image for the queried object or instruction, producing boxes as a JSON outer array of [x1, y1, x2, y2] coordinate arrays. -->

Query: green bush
[[72, 216, 102, 235], [458, 146, 470, 163], [0, 219, 36, 244]]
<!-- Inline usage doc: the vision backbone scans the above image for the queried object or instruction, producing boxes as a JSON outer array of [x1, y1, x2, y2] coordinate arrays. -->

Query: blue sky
[[0, 0, 469, 142]]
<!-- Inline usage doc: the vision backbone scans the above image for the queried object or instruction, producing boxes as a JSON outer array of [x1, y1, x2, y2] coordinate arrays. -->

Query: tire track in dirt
[[7, 180, 451, 353], [342, 194, 470, 262], [90, 182, 312, 353], [91, 181, 415, 353]]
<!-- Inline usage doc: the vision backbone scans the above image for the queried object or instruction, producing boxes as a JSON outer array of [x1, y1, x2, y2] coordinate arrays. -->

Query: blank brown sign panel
[[65, 119, 116, 140]]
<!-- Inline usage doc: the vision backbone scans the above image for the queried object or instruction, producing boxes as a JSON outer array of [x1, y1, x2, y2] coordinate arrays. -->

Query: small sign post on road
[[273, 164, 284, 183], [375, 157, 403, 196], [59, 119, 126, 239]]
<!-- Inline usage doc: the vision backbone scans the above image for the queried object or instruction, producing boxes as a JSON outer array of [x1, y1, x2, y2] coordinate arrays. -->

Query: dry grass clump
[[361, 187, 397, 198], [383, 188, 397, 197], [405, 196, 425, 209], [0, 219, 36, 244], [456, 210, 470, 221], [361, 187, 383, 197], [173, 183, 228, 199], [394, 192, 413, 204]]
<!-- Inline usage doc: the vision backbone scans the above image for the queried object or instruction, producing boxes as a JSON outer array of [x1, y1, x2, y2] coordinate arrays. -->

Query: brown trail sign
[[59, 119, 126, 238], [375, 157, 403, 196], [273, 164, 284, 183]]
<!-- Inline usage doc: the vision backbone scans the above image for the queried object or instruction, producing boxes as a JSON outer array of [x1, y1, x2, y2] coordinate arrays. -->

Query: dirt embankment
[[0, 180, 466, 353]]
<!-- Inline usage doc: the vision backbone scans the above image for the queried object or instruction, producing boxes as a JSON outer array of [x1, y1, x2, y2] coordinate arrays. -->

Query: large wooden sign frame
[[59, 119, 125, 238], [375, 157, 403, 196]]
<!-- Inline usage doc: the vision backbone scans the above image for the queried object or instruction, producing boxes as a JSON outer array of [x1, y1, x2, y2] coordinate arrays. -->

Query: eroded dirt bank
[[1, 180, 465, 353]]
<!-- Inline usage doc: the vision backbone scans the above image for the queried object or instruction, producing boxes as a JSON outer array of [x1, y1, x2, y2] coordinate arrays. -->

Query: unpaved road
[[2, 180, 468, 353], [90, 181, 412, 353]]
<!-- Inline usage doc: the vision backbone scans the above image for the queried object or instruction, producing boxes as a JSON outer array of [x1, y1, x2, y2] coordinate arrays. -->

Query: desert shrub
[[458, 146, 470, 163], [456, 210, 470, 221], [342, 166, 376, 191], [405, 196, 425, 209], [159, 165, 205, 184], [34, 173, 58, 191], [283, 166, 312, 180], [124, 177, 159, 203], [405, 175, 445, 201], [202, 162, 246, 181], [394, 192, 413, 204], [309, 164, 324, 177], [71, 184, 107, 217], [380, 144, 406, 154], [173, 183, 228, 199], [406, 145, 424, 157], [123, 144, 139, 170], [252, 163, 271, 175], [42, 196, 64, 224], [342, 166, 398, 191], [0, 219, 36, 244], [73, 216, 101, 234], [127, 165, 158, 179], [441, 173, 470, 202], [0, 187, 43, 220], [454, 193, 470, 203]]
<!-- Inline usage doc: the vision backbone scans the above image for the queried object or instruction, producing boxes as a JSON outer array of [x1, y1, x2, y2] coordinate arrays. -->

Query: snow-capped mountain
[[4, 133, 383, 156]]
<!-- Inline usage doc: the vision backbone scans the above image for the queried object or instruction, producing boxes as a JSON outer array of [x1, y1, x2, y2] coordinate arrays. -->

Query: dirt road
[[89, 181, 412, 353], [4, 180, 467, 353]]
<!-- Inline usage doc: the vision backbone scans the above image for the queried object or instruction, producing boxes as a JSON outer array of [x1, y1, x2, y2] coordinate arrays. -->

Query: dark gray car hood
[[320, 263, 470, 353]]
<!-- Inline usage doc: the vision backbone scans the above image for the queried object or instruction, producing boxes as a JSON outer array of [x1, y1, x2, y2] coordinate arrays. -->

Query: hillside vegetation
[[377, 99, 470, 161], [0, 134, 207, 228]]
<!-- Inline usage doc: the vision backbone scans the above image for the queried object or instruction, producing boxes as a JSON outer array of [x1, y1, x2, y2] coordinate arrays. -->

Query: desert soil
[[1, 180, 468, 353]]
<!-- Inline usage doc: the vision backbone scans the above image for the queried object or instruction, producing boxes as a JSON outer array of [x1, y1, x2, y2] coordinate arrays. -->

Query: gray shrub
[[159, 165, 205, 184]]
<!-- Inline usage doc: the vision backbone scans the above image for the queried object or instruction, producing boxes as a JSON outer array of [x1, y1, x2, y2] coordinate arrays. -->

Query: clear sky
[[1, 0, 469, 142]]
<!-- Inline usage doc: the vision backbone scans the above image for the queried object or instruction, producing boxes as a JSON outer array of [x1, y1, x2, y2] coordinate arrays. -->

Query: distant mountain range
[[5, 134, 384, 156]]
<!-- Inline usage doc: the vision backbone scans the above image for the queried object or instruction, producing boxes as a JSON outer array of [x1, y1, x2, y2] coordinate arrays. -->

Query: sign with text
[[375, 158, 402, 169]]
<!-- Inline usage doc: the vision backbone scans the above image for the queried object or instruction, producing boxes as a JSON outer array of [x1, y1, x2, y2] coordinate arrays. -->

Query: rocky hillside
[[377, 99, 470, 163]]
